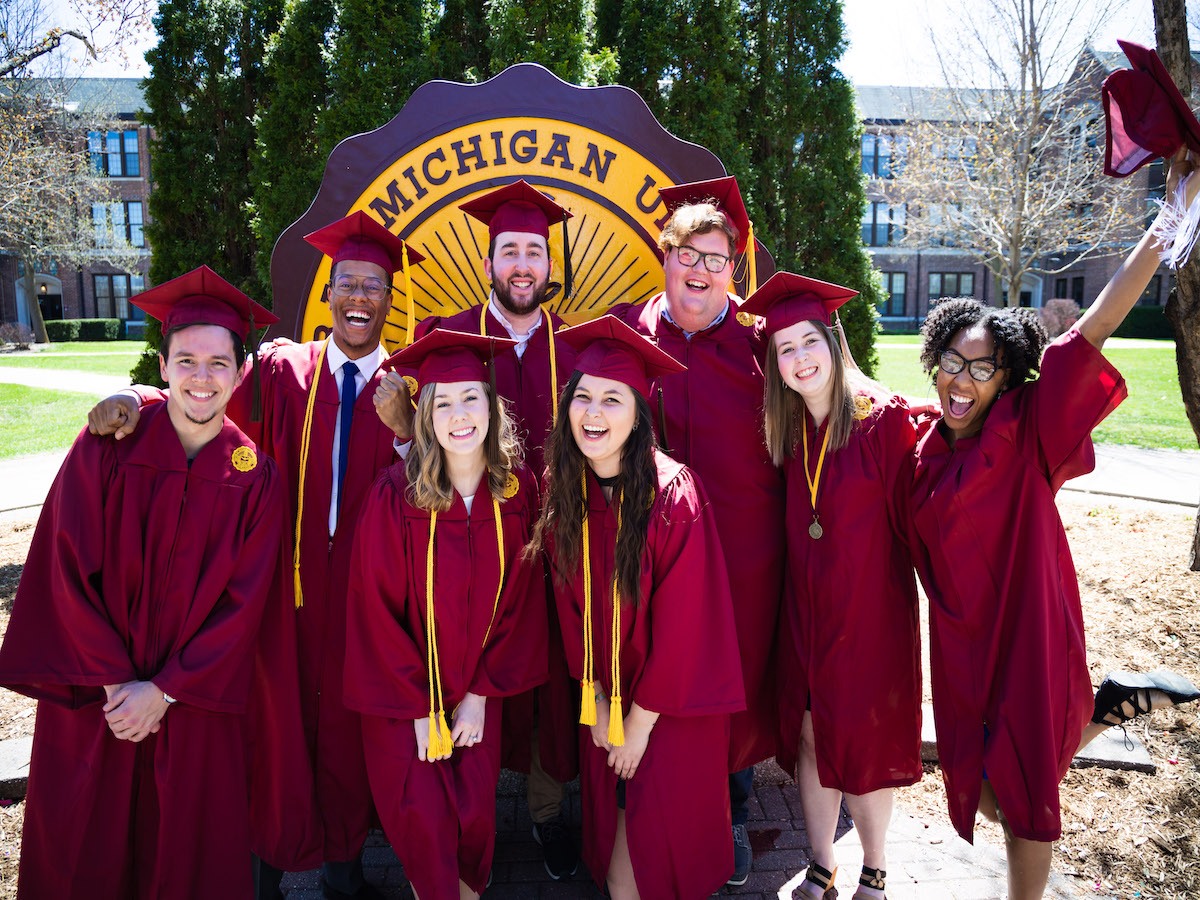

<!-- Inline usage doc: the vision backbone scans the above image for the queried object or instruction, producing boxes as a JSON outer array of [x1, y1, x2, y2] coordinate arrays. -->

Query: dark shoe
[[1092, 669, 1200, 726], [851, 864, 886, 899], [319, 879, 386, 900], [532, 817, 578, 880], [797, 862, 838, 899], [727, 823, 751, 886]]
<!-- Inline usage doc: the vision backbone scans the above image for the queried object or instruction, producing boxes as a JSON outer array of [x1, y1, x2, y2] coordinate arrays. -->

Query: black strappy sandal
[[852, 865, 885, 898], [797, 861, 837, 899], [1092, 669, 1200, 726]]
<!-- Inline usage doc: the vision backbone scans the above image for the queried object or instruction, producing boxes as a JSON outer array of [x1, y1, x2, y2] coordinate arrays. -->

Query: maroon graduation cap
[[1103, 40, 1200, 178], [556, 315, 685, 400], [740, 271, 858, 334]]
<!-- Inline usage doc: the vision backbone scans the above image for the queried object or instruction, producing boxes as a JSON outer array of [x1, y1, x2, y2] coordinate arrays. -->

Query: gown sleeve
[[630, 469, 746, 718]]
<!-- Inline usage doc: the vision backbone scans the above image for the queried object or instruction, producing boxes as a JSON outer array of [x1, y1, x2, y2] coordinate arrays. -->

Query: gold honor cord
[[293, 339, 331, 608], [478, 300, 559, 422], [576, 475, 625, 746], [800, 419, 832, 540], [423, 493, 509, 759]]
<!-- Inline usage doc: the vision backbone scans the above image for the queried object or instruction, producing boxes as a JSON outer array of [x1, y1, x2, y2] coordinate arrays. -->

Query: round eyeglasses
[[938, 348, 1004, 383], [674, 245, 731, 274]]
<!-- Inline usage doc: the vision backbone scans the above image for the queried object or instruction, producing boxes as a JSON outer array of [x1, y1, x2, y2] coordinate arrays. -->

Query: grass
[[873, 336, 1198, 451], [0, 384, 92, 459], [0, 341, 142, 377]]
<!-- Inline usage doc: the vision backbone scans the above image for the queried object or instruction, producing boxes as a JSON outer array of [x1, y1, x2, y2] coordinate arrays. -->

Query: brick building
[[0, 78, 151, 336]]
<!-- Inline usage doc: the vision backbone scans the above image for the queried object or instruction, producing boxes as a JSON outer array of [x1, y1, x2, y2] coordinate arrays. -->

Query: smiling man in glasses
[[608, 176, 786, 888]]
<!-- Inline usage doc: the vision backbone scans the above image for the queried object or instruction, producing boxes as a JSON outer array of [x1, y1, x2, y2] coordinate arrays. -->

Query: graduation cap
[[461, 180, 575, 303], [659, 175, 760, 296], [1102, 40, 1200, 177], [556, 315, 685, 401], [740, 271, 859, 334], [133, 265, 279, 421], [384, 328, 517, 394]]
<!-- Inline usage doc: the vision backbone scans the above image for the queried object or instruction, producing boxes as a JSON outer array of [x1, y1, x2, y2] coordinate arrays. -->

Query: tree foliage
[[892, 0, 1139, 306], [486, 0, 617, 85]]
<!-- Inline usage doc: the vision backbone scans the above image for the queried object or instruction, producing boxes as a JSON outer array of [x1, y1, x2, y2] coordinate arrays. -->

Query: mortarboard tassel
[[746, 222, 758, 300], [1152, 169, 1200, 269], [403, 243, 415, 345], [561, 215, 573, 305], [293, 339, 330, 608], [656, 387, 670, 452], [248, 306, 263, 423]]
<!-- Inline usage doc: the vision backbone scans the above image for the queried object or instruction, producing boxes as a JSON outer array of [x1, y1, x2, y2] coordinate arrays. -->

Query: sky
[[34, 0, 1199, 85]]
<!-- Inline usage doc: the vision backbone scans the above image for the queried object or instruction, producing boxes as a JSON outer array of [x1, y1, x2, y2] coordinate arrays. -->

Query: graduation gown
[[0, 405, 283, 900], [610, 294, 785, 770], [911, 330, 1127, 843], [414, 304, 579, 779], [775, 395, 922, 794], [551, 451, 745, 898], [139, 340, 398, 866], [344, 463, 547, 899]]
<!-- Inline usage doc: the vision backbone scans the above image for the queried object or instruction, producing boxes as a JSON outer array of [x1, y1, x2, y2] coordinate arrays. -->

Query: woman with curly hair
[[911, 151, 1200, 899], [526, 316, 745, 899], [744, 273, 922, 900], [344, 330, 549, 900]]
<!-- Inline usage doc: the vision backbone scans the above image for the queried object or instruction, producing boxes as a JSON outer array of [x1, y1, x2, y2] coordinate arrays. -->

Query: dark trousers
[[729, 766, 754, 827]]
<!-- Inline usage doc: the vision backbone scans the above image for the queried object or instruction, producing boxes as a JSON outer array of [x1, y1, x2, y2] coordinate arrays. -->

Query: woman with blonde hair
[[745, 272, 923, 900], [344, 329, 548, 900], [527, 315, 745, 899]]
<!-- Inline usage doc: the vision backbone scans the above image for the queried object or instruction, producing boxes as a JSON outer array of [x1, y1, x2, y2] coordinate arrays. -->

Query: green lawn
[[874, 336, 1198, 450], [0, 384, 93, 459], [0, 341, 142, 377]]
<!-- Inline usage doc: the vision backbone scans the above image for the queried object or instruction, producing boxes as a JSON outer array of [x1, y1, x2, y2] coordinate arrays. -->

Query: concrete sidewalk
[[0, 365, 132, 397]]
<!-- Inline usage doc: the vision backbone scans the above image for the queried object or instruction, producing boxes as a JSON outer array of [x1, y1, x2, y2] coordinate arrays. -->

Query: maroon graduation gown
[[0, 405, 283, 899], [344, 463, 547, 899], [414, 304, 579, 779], [775, 395, 922, 793], [611, 294, 785, 770], [551, 451, 745, 898], [911, 330, 1127, 843]]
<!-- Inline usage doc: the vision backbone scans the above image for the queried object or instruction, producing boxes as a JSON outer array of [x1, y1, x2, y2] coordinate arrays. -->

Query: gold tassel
[[580, 678, 597, 726], [746, 221, 758, 299], [607, 695, 625, 746], [434, 709, 453, 757]]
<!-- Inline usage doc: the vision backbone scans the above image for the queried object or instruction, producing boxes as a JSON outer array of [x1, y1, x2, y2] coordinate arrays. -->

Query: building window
[[1071, 276, 1085, 304], [88, 129, 140, 177], [94, 274, 144, 319], [877, 272, 906, 316], [929, 272, 975, 302], [1141, 274, 1162, 306], [861, 202, 906, 246], [1054, 278, 1068, 299], [92, 201, 145, 248], [861, 133, 907, 178]]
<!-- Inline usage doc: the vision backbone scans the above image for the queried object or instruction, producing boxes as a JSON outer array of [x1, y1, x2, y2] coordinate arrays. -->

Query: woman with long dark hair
[[911, 151, 1200, 899], [526, 316, 745, 899], [746, 273, 922, 900], [344, 330, 548, 900]]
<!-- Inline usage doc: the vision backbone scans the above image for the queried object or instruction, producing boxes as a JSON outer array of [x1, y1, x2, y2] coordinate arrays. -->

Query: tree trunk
[[20, 263, 49, 344], [1153, 0, 1200, 567]]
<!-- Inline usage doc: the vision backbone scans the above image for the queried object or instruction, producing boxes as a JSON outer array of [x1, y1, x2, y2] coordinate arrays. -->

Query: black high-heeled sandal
[[852, 865, 886, 898], [797, 862, 837, 899], [1092, 669, 1200, 726]]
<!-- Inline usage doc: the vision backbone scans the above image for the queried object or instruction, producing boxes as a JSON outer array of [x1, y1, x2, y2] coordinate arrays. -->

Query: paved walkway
[[275, 763, 1087, 899]]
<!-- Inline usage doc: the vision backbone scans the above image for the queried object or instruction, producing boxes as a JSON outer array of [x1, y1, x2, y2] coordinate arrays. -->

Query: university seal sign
[[272, 63, 773, 347]]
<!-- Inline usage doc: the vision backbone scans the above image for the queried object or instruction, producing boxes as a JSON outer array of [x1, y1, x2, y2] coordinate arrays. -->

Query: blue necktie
[[336, 361, 357, 516]]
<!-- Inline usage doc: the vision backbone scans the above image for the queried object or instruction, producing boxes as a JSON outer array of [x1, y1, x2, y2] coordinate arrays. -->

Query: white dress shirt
[[326, 340, 387, 534]]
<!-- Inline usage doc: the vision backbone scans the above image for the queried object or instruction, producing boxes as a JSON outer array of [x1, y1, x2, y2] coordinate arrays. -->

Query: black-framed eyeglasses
[[330, 275, 391, 301], [939, 348, 1004, 383], [674, 245, 731, 273]]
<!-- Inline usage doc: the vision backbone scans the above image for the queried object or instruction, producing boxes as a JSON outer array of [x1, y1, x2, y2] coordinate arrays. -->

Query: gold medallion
[[402, 375, 419, 397], [736, 311, 757, 328], [232, 446, 257, 472], [853, 394, 873, 420], [808, 518, 823, 540], [502, 472, 520, 499]]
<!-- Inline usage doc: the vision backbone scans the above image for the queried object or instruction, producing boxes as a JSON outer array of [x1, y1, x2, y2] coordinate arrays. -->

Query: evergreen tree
[[603, 0, 671, 117], [139, 0, 283, 383], [485, 0, 618, 86], [315, 0, 431, 149], [739, 0, 879, 374], [426, 0, 489, 82], [249, 0, 335, 298]]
